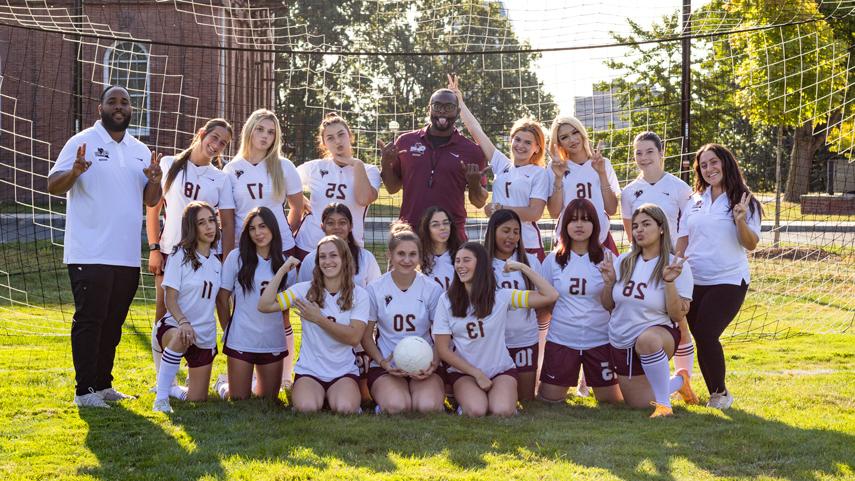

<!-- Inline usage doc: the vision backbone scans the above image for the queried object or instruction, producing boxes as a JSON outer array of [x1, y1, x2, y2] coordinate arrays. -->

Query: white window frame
[[102, 41, 150, 137]]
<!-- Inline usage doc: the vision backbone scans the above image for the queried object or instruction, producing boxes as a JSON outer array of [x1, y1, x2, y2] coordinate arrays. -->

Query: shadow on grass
[[75, 397, 853, 480]]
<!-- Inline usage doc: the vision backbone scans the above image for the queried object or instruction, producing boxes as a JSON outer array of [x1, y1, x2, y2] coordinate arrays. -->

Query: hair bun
[[389, 220, 414, 237]]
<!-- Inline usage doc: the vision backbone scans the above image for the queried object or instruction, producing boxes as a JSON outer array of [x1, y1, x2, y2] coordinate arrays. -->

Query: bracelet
[[553, 183, 563, 190], [178, 317, 189, 325]]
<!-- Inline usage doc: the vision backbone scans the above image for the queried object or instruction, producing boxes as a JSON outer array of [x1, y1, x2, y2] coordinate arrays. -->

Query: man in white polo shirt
[[48, 86, 163, 408]]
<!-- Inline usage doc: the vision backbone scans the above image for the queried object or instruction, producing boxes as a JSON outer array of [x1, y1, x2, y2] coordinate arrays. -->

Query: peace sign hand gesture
[[599, 250, 616, 287], [72, 144, 91, 177], [447, 73, 464, 103], [733, 192, 751, 224], [377, 138, 402, 170], [461, 161, 491, 185], [549, 143, 568, 178], [663, 256, 687, 283], [591, 140, 606, 175], [144, 151, 163, 184]]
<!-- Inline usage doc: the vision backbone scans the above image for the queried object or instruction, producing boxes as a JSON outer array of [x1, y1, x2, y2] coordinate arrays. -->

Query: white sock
[[169, 385, 188, 400], [155, 348, 182, 402], [282, 325, 295, 384], [674, 342, 695, 377], [640, 349, 675, 407], [216, 381, 229, 400]]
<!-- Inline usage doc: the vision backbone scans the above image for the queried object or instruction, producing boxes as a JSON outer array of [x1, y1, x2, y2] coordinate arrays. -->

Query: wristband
[[178, 317, 189, 325], [149, 243, 160, 251]]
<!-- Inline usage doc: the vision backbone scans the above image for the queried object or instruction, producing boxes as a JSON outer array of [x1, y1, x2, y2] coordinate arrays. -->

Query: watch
[[149, 243, 161, 251]]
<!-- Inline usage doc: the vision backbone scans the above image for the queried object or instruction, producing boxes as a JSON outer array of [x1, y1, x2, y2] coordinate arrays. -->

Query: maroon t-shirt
[[392, 126, 486, 240]]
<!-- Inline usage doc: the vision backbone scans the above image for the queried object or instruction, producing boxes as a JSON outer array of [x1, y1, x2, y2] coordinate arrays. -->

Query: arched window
[[103, 42, 150, 137]]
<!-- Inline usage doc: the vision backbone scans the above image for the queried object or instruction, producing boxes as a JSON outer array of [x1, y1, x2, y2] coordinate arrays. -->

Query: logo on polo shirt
[[235, 170, 245, 179], [94, 147, 110, 161], [384, 295, 393, 306], [135, 157, 145, 163], [450, 152, 460, 158], [320, 169, 329, 177], [409, 143, 426, 156]]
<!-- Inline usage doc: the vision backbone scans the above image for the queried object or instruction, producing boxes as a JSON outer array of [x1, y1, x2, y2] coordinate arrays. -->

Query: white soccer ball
[[392, 336, 434, 374]]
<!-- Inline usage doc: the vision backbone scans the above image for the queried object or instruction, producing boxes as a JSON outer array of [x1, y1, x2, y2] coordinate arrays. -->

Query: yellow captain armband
[[510, 289, 531, 309], [277, 290, 296, 312]]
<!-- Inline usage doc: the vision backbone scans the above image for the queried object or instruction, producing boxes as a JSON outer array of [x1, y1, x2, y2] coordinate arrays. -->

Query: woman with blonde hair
[[546, 115, 620, 254]]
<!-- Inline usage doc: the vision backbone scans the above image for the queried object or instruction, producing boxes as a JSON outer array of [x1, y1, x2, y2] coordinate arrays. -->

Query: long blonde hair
[[549, 115, 593, 161], [237, 109, 286, 198], [307, 235, 356, 311], [619, 203, 673, 287]]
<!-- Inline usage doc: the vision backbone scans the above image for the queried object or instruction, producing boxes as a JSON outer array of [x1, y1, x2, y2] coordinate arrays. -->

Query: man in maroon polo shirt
[[379, 88, 488, 240]]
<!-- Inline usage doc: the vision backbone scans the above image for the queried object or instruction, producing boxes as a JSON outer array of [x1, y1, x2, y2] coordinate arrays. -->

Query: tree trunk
[[784, 121, 818, 203]]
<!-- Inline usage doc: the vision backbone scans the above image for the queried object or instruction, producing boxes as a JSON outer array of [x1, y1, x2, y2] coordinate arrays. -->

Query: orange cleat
[[676, 369, 699, 405], [649, 402, 673, 418]]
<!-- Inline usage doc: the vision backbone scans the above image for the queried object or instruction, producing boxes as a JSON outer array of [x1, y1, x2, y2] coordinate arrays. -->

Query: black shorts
[[223, 345, 288, 365], [294, 373, 360, 392], [445, 367, 518, 387], [507, 343, 539, 373], [155, 321, 217, 368], [539, 341, 617, 388], [610, 324, 681, 377]]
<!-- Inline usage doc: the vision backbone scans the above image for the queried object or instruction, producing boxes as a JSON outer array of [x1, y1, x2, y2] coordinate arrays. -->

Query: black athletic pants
[[68, 264, 140, 396], [686, 281, 748, 395]]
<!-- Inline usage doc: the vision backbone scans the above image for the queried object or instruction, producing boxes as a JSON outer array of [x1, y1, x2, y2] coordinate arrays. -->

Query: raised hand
[[72, 144, 91, 176], [733, 192, 750, 223], [549, 143, 568, 178], [503, 260, 527, 274], [377, 138, 402, 169], [144, 151, 163, 184], [591, 140, 606, 175], [461, 161, 490, 185], [599, 250, 617, 286], [663, 256, 687, 283], [447, 73, 464, 103], [282, 256, 301, 273]]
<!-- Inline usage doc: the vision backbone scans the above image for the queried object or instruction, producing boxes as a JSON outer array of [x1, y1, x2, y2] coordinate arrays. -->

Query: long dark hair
[[484, 209, 531, 290], [555, 198, 604, 268], [418, 206, 461, 275], [321, 203, 361, 275], [178, 201, 220, 271], [693, 143, 763, 219], [237, 207, 285, 295], [164, 118, 233, 193], [448, 242, 497, 319]]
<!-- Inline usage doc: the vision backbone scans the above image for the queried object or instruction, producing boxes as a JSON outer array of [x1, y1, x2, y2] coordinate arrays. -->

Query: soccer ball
[[392, 336, 434, 374]]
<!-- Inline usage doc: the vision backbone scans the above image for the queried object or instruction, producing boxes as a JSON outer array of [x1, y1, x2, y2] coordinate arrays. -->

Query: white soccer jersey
[[367, 272, 443, 367], [159, 156, 235, 255], [546, 158, 620, 243], [161, 248, 222, 349], [542, 250, 611, 349], [297, 247, 381, 288], [489, 151, 550, 250], [223, 156, 303, 253], [433, 288, 530, 378], [679, 190, 761, 286], [609, 253, 693, 349], [492, 254, 541, 348], [425, 251, 455, 290], [220, 249, 296, 353], [277, 282, 370, 381], [621, 173, 692, 246], [50, 121, 150, 267], [294, 158, 381, 250]]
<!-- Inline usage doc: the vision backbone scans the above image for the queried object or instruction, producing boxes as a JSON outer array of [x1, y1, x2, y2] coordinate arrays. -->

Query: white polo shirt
[[294, 158, 381, 250], [223, 156, 302, 253], [489, 151, 550, 250], [679, 189, 761, 286], [621, 172, 693, 246], [425, 251, 454, 290], [277, 282, 370, 381], [546, 158, 620, 243], [491, 254, 541, 349], [367, 272, 443, 367], [609, 253, 693, 349], [433, 288, 529, 378], [159, 155, 235, 255], [50, 121, 150, 267], [542, 250, 611, 350], [297, 247, 381, 288], [161, 248, 222, 349], [220, 249, 296, 353]]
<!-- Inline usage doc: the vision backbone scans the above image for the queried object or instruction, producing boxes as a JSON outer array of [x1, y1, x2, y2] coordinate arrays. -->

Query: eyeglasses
[[430, 102, 458, 114]]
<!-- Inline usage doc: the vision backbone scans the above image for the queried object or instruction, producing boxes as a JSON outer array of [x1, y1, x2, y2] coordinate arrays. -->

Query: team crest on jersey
[[94, 147, 110, 161], [235, 170, 245, 179], [634, 189, 643, 198], [409, 143, 426, 156], [320, 169, 329, 177], [503, 166, 510, 174], [563, 170, 570, 178], [693, 199, 703, 209], [384, 295, 393, 306]]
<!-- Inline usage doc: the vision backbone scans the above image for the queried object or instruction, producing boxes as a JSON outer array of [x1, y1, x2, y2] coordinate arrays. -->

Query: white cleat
[[152, 398, 173, 413], [97, 387, 135, 401], [706, 390, 734, 410], [74, 391, 110, 408]]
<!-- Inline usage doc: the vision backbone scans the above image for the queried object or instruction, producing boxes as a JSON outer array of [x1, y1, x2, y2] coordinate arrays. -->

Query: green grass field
[[0, 238, 853, 480]]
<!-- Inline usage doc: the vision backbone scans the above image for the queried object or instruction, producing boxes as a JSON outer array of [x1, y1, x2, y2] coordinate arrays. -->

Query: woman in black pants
[[676, 143, 762, 409]]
